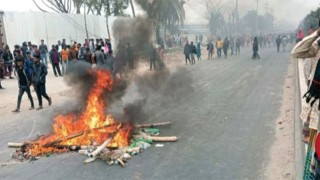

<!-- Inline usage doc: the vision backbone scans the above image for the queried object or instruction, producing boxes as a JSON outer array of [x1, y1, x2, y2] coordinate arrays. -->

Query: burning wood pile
[[8, 70, 177, 167]]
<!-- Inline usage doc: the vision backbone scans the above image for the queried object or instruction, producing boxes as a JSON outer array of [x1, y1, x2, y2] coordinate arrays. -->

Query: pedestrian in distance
[[196, 42, 201, 61], [12, 55, 34, 113], [3, 45, 14, 79], [32, 54, 52, 110], [49, 46, 62, 77], [207, 41, 214, 60], [216, 37, 223, 59], [235, 37, 241, 55], [276, 35, 282, 52], [252, 37, 260, 60], [39, 39, 48, 67], [183, 41, 191, 65], [190, 41, 197, 64], [126, 43, 134, 69], [223, 37, 229, 59], [60, 46, 69, 75], [149, 44, 157, 70]]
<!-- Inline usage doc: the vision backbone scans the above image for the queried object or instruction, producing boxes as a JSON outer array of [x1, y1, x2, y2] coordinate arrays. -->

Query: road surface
[[0, 46, 295, 180]]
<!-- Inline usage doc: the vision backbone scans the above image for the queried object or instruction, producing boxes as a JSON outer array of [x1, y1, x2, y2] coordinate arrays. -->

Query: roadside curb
[[295, 59, 307, 179]]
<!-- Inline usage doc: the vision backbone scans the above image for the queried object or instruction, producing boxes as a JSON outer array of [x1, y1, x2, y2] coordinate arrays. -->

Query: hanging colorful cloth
[[304, 129, 317, 180]]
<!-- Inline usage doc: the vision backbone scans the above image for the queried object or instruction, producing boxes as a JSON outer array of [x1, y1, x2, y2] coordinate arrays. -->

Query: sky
[[0, 0, 319, 29]]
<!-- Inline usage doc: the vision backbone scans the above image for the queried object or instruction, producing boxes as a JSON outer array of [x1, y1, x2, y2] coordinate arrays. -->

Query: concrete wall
[[2, 11, 117, 49]]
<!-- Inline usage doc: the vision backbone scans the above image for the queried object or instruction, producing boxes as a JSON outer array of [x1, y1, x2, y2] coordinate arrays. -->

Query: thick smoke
[[123, 68, 194, 123], [57, 14, 194, 125], [112, 16, 153, 62]]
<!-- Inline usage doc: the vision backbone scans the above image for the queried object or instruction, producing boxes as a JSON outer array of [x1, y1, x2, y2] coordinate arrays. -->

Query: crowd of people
[[0, 37, 167, 112], [182, 32, 294, 64]]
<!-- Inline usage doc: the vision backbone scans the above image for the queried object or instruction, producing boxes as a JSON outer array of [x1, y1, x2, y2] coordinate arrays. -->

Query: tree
[[242, 10, 274, 34], [206, 0, 225, 36], [136, 0, 186, 46], [301, 8, 320, 33], [33, 0, 130, 16], [33, 0, 73, 13]]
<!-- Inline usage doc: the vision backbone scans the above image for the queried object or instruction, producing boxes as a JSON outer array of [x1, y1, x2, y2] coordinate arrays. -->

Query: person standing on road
[[20, 42, 28, 59], [276, 35, 282, 52], [25, 51, 34, 81], [223, 37, 229, 58], [39, 40, 48, 67], [207, 41, 214, 60], [49, 46, 62, 77], [0, 49, 4, 89], [95, 45, 105, 68], [190, 42, 197, 64], [3, 45, 14, 79], [126, 43, 134, 69], [183, 41, 191, 65], [235, 37, 241, 55], [32, 54, 52, 110], [230, 37, 235, 55], [60, 46, 69, 75], [149, 44, 157, 70], [12, 56, 34, 113], [196, 42, 202, 61], [252, 37, 260, 60], [216, 37, 223, 59]]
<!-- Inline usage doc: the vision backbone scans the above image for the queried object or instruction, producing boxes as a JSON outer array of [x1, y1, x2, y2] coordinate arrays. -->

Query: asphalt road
[[0, 46, 293, 180]]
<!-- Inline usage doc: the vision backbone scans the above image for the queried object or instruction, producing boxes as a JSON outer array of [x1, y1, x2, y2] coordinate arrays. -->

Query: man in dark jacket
[[12, 56, 34, 112], [25, 51, 34, 81], [126, 43, 134, 69], [223, 37, 230, 58], [3, 45, 14, 79], [49, 46, 62, 77], [252, 37, 260, 60], [183, 41, 191, 65], [276, 35, 282, 52], [149, 44, 157, 70], [207, 41, 214, 60], [33, 54, 52, 110], [190, 42, 197, 64], [20, 42, 29, 59]]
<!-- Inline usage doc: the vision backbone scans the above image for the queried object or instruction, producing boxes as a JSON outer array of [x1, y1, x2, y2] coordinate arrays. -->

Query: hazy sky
[[0, 0, 318, 28], [184, 0, 319, 27]]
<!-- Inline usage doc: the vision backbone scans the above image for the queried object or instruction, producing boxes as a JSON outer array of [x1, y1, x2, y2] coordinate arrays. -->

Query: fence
[[1, 11, 117, 49]]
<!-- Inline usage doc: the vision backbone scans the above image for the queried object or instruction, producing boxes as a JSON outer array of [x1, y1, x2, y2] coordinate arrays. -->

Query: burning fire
[[29, 70, 133, 156]]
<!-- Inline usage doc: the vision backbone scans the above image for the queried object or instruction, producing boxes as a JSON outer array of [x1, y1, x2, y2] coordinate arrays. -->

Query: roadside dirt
[[263, 59, 295, 179]]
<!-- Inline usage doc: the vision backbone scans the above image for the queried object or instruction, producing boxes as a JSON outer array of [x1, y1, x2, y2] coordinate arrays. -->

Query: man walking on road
[[216, 37, 223, 59], [49, 46, 62, 77], [60, 47, 69, 75], [190, 42, 197, 64], [32, 54, 52, 110], [39, 40, 48, 67], [183, 41, 191, 64], [223, 37, 229, 59], [207, 41, 214, 60], [12, 56, 34, 113], [252, 37, 260, 60]]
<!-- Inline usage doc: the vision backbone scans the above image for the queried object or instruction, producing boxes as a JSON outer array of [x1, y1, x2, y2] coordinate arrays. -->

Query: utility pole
[[129, 0, 136, 18], [256, 0, 259, 35], [84, 1, 89, 40], [236, 0, 239, 36]]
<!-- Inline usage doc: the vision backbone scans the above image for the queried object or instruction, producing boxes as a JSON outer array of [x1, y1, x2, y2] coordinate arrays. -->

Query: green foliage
[[242, 10, 274, 34], [135, 0, 185, 27], [301, 8, 320, 32]]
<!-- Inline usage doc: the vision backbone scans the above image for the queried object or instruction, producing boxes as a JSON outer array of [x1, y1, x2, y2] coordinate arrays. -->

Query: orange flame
[[29, 70, 133, 156]]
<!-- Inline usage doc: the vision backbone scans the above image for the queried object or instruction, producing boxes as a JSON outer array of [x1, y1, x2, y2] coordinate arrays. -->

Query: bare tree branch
[[33, 0, 48, 12]]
